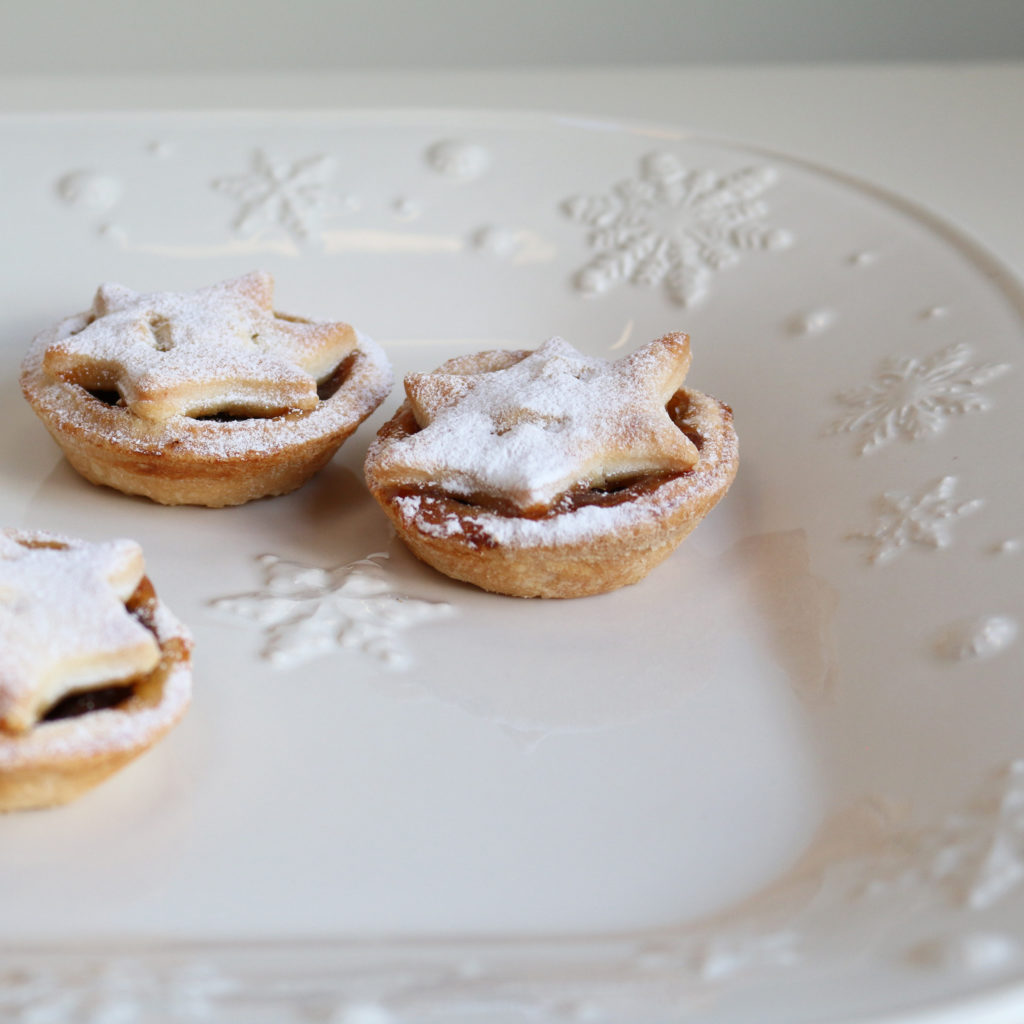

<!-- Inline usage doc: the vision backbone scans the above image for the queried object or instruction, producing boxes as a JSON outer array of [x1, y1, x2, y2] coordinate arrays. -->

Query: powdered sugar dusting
[[41, 272, 355, 422], [0, 530, 160, 733], [387, 387, 737, 549], [394, 495, 465, 539], [0, 589, 191, 771], [23, 314, 393, 463], [397, 491, 664, 546], [376, 335, 697, 512]]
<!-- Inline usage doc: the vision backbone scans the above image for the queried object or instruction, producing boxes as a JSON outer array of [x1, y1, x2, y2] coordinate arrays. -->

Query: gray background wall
[[2, 0, 1023, 74]]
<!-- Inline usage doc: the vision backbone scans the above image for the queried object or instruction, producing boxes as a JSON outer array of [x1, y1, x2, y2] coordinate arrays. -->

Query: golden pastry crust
[[364, 342, 739, 598], [20, 273, 393, 507], [0, 530, 192, 812]]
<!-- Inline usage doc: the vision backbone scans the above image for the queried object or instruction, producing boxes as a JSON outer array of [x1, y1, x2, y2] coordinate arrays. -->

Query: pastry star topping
[[0, 533, 160, 733], [41, 271, 356, 422], [382, 333, 699, 514]]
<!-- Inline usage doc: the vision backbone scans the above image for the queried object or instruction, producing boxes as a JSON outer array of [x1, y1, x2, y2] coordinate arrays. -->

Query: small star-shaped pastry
[[374, 334, 699, 514], [0, 532, 160, 733], [365, 334, 738, 598], [42, 271, 356, 421]]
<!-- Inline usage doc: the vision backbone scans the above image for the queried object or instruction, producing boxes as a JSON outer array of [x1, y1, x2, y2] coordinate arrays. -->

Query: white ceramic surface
[[0, 110, 1022, 1024]]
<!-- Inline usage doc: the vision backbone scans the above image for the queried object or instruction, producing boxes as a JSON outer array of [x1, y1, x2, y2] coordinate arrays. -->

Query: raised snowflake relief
[[935, 615, 1019, 662], [829, 343, 1010, 455], [884, 760, 1024, 912], [56, 169, 123, 212], [211, 553, 453, 669], [907, 931, 1021, 975], [212, 149, 342, 242], [0, 958, 233, 1024], [562, 152, 792, 307], [424, 139, 491, 181], [849, 476, 983, 565], [6, 763, 1024, 1021]]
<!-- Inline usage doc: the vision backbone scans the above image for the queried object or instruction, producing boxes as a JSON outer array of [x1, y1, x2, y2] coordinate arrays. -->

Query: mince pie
[[21, 272, 393, 506], [364, 333, 738, 598], [0, 529, 192, 811]]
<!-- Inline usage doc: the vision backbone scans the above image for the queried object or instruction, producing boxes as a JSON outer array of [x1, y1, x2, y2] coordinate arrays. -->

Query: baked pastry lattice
[[21, 272, 392, 506], [0, 529, 192, 811], [364, 333, 738, 598]]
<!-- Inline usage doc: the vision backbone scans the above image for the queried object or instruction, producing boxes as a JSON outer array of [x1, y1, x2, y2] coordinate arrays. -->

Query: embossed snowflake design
[[829, 343, 1011, 455], [211, 553, 453, 670], [0, 958, 232, 1024], [861, 761, 1024, 912], [943, 759, 1024, 910], [849, 476, 983, 565], [562, 152, 793, 307], [212, 150, 340, 241]]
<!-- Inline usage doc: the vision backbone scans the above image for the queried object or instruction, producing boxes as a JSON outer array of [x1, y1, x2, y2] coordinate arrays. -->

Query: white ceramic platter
[[0, 111, 1022, 1024]]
